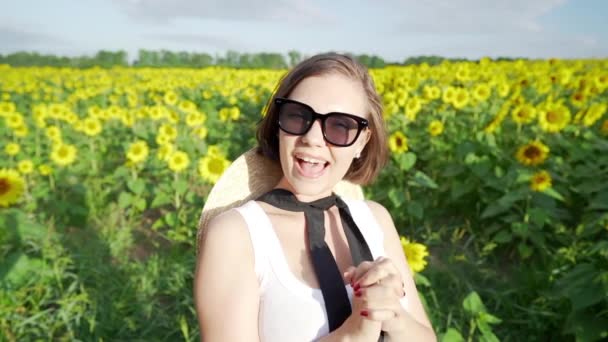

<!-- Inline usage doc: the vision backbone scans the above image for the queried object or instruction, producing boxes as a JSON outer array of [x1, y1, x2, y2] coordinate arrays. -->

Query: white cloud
[[111, 0, 335, 25], [383, 0, 567, 34]]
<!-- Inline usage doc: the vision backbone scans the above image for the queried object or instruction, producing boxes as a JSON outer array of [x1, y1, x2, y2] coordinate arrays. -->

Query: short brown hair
[[256, 52, 388, 185]]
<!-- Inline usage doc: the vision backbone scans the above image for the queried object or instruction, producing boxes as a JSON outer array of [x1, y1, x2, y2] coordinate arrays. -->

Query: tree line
[[0, 49, 498, 69]]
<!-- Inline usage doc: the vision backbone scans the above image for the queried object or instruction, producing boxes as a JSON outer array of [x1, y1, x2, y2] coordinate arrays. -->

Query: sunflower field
[[1, 58, 608, 341]]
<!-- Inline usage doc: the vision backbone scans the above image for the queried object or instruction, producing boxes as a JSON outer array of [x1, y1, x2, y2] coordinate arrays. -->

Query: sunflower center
[[524, 146, 541, 159], [546, 111, 560, 122], [396, 137, 403, 147], [209, 158, 224, 174], [0, 179, 10, 195]]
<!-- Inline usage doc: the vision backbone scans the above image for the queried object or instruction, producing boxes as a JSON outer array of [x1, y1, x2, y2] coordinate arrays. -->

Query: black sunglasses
[[274, 97, 369, 147]]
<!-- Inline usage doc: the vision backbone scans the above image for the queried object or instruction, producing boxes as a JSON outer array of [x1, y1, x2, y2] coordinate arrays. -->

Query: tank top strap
[[234, 200, 273, 292], [341, 199, 386, 259]]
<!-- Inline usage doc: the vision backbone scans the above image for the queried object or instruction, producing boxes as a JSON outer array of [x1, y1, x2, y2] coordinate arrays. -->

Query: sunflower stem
[[174, 172, 181, 210], [89, 139, 97, 173]]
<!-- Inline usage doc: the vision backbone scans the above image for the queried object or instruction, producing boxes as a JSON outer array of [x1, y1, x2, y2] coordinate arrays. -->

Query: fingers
[[353, 257, 401, 290], [359, 309, 397, 322], [342, 266, 356, 284]]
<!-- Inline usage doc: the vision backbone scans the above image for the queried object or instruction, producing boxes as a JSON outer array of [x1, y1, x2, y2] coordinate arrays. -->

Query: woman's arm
[[366, 200, 437, 341], [194, 210, 260, 342]]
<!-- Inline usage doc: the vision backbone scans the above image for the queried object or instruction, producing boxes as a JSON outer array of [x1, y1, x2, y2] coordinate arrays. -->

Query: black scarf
[[257, 188, 384, 340]]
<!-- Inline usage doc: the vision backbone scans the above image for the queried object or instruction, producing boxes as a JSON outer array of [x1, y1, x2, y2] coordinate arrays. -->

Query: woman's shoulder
[[362, 200, 396, 236], [201, 207, 251, 255]]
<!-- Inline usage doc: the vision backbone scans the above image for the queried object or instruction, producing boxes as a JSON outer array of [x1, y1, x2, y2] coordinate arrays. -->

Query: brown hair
[[256, 52, 388, 185]]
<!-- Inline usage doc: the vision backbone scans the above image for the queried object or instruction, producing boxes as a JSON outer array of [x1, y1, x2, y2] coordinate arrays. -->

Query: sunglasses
[[274, 97, 369, 147]]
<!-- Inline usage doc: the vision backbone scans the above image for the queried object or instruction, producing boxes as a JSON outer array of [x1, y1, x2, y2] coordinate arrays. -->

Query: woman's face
[[276, 73, 370, 202]]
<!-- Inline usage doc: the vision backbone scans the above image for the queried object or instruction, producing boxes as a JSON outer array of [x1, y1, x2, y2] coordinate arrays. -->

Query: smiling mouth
[[294, 156, 329, 178]]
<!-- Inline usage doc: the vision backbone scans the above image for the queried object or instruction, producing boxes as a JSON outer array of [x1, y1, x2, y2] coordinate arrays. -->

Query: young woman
[[194, 53, 436, 341]]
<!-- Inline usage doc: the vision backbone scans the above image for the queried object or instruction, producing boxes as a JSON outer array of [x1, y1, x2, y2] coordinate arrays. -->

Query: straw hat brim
[[196, 147, 364, 251]]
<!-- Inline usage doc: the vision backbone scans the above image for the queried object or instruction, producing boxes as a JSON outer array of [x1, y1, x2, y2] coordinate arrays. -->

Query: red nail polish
[[353, 283, 360, 291], [360, 310, 368, 317], [355, 290, 362, 297]]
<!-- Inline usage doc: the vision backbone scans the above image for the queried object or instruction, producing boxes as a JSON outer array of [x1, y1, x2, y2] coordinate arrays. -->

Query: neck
[[275, 177, 333, 203]]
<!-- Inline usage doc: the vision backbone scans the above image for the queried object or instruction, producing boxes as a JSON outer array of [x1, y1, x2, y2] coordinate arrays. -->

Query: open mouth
[[294, 156, 330, 178]]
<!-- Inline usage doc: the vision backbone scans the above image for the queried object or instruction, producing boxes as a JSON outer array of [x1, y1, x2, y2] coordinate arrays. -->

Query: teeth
[[298, 156, 325, 164]]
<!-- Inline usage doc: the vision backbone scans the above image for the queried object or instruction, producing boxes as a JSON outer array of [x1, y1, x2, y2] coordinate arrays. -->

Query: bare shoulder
[[364, 200, 396, 233], [201, 209, 249, 249]]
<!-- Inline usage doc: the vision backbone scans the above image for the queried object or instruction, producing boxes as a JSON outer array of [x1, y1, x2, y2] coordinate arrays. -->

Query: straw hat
[[196, 147, 365, 252]]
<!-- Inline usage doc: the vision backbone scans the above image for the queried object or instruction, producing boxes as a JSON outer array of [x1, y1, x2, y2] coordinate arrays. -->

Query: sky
[[2, 0, 607, 62]]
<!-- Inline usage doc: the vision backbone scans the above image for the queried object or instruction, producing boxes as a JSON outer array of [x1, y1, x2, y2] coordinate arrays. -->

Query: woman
[[194, 53, 436, 341]]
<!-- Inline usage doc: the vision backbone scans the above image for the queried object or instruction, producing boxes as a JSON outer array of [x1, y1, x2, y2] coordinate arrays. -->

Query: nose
[[301, 118, 325, 146]]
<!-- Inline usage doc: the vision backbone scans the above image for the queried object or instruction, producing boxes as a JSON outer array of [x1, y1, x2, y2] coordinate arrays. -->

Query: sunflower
[[4, 142, 20, 156], [452, 88, 470, 109], [516, 141, 550, 166], [13, 124, 29, 137], [428, 120, 444, 136], [126, 140, 149, 164], [17, 160, 34, 175], [582, 103, 607, 127], [38, 164, 53, 176], [400, 237, 429, 273], [511, 104, 536, 124], [405, 97, 422, 121], [82, 117, 102, 136], [45, 126, 62, 143], [51, 143, 77, 167], [167, 150, 190, 173], [423, 85, 441, 101], [194, 126, 208, 139], [0, 169, 25, 207], [570, 92, 586, 108], [530, 170, 552, 192], [388, 131, 409, 154], [163, 90, 178, 106], [198, 154, 230, 184], [157, 144, 174, 161], [159, 122, 177, 138], [442, 86, 456, 104], [538, 103, 571, 133], [472, 83, 491, 102]]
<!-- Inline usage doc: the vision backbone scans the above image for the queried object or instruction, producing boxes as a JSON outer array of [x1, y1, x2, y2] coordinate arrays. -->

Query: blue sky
[[2, 0, 607, 62]]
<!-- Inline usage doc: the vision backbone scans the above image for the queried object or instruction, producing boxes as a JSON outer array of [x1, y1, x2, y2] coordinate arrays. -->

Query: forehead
[[287, 73, 369, 118]]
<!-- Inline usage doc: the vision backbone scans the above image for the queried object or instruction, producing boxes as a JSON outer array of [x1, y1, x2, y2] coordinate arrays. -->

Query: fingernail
[[355, 290, 362, 297], [353, 283, 360, 291], [360, 310, 368, 317]]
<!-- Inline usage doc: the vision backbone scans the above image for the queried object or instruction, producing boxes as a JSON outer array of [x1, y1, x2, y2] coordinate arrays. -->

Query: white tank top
[[234, 199, 409, 342]]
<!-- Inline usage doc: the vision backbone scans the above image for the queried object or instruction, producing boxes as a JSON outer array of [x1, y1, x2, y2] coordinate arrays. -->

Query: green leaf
[[134, 198, 147, 211], [414, 273, 431, 287], [440, 328, 465, 342], [542, 187, 565, 202], [408, 171, 438, 189], [517, 242, 533, 259], [528, 208, 548, 227], [175, 178, 189, 196], [407, 201, 424, 219], [451, 180, 476, 200], [479, 312, 502, 324], [493, 230, 512, 243], [118, 192, 133, 208], [463, 291, 487, 316], [397, 152, 417, 171], [164, 212, 177, 227], [127, 179, 146, 195], [388, 188, 405, 208], [477, 320, 500, 342], [151, 192, 172, 208], [511, 222, 529, 238]]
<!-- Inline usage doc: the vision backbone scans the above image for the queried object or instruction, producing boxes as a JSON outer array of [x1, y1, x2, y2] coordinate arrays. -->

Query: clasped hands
[[343, 256, 407, 335]]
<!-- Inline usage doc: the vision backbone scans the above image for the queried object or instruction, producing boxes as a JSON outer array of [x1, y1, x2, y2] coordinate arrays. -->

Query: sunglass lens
[[278, 103, 312, 134], [325, 115, 359, 146]]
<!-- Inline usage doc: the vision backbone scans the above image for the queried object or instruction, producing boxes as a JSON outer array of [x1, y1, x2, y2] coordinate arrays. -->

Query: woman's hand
[[343, 257, 407, 334]]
